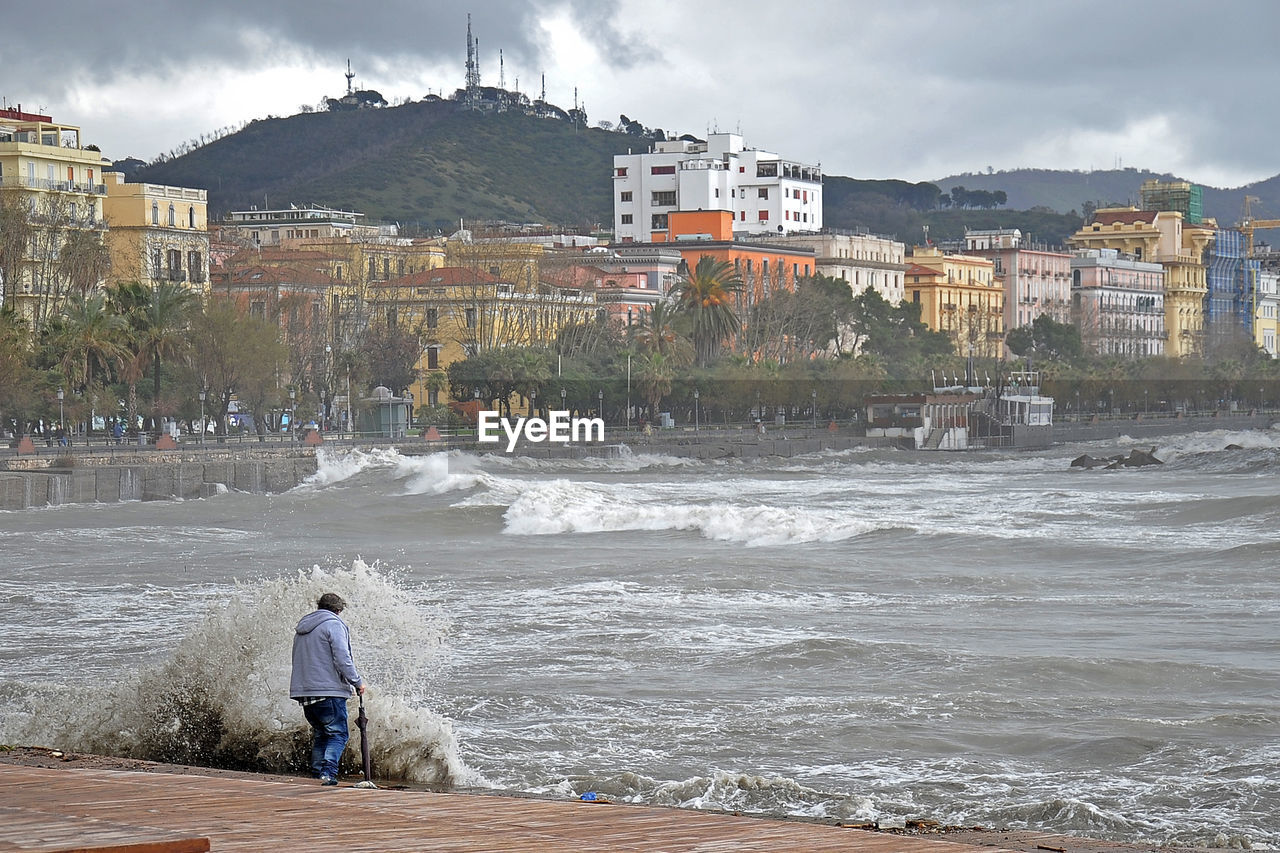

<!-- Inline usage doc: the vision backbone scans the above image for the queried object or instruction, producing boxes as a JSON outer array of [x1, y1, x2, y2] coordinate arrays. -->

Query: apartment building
[[769, 230, 906, 304], [1204, 228, 1261, 344], [1068, 208, 1214, 357], [103, 171, 210, 293], [1256, 269, 1278, 356], [904, 247, 1003, 358], [612, 133, 821, 243], [369, 265, 596, 407], [1070, 248, 1166, 357], [963, 228, 1071, 332], [0, 107, 110, 324]]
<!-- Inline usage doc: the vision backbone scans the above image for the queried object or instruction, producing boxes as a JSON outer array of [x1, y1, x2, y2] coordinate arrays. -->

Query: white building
[[769, 230, 905, 303], [224, 205, 390, 246], [612, 133, 821, 243]]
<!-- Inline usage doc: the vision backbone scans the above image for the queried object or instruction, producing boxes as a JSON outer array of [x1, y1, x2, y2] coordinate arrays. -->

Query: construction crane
[[1240, 195, 1280, 258]]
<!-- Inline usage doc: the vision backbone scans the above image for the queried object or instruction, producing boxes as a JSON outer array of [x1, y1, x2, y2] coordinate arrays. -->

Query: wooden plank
[[0, 764, 1018, 853]]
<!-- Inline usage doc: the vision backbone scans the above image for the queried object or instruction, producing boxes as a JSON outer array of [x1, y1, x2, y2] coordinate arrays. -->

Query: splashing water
[[2, 560, 476, 786]]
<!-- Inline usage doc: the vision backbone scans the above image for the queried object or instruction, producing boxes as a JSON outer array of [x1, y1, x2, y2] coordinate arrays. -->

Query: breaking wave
[[492, 478, 888, 545], [302, 447, 485, 495], [1, 560, 477, 787]]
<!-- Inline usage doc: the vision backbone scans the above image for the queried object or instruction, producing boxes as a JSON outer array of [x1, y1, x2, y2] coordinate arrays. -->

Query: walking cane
[[353, 692, 377, 789]]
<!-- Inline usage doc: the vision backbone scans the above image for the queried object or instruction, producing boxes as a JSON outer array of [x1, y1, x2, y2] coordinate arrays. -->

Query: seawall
[[0, 448, 318, 511]]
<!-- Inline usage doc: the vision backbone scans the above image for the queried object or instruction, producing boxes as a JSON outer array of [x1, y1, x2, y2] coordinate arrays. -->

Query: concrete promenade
[[1, 753, 1210, 853], [0, 761, 1011, 853]]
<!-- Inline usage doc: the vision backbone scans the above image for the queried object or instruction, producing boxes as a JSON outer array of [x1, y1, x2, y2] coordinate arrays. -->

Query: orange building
[[642, 210, 816, 306]]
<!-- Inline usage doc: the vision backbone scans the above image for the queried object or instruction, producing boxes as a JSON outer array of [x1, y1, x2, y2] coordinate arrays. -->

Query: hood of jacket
[[296, 609, 340, 635]]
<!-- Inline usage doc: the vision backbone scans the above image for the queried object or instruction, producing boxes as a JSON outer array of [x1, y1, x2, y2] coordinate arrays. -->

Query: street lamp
[[693, 388, 700, 432], [324, 344, 332, 430], [531, 389, 537, 418], [289, 388, 296, 443], [812, 388, 818, 429], [560, 387, 566, 411], [199, 388, 206, 445], [597, 389, 603, 420], [57, 387, 64, 444]]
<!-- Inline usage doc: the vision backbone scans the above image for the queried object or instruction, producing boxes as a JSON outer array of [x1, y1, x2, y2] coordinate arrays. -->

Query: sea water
[[1, 428, 1277, 848]]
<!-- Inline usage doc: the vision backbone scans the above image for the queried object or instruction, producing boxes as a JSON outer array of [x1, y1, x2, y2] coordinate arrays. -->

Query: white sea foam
[[1, 560, 476, 786], [497, 479, 884, 545]]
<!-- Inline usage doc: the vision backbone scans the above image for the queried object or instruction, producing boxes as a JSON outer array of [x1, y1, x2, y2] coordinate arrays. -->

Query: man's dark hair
[[317, 592, 346, 613]]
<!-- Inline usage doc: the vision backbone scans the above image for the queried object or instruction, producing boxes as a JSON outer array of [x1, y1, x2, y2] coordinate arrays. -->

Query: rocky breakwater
[[0, 447, 318, 510]]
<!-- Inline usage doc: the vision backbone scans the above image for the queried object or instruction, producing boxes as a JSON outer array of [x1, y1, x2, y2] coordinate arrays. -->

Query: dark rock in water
[[1124, 447, 1163, 466], [1072, 447, 1161, 469], [1225, 444, 1244, 451]]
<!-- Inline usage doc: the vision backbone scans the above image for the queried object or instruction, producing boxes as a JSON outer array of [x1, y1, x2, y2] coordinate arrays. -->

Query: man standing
[[290, 592, 366, 786]]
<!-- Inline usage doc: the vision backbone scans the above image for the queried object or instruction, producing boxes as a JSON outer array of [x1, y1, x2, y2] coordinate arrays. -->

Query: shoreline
[[0, 411, 1273, 511], [0, 747, 1222, 852]]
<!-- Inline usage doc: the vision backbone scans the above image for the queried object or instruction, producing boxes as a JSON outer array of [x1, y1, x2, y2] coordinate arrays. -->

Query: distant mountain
[[932, 168, 1280, 225]]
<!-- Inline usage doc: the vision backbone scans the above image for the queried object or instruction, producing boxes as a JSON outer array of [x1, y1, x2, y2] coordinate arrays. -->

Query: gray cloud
[[6, 0, 1279, 187]]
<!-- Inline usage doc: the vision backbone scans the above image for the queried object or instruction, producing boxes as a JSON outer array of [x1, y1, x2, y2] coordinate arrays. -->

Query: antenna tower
[[499, 50, 505, 90], [345, 59, 355, 95], [465, 14, 481, 90], [540, 74, 546, 102]]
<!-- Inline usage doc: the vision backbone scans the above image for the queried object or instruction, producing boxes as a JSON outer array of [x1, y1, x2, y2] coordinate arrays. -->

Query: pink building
[[1070, 248, 1165, 356], [543, 246, 682, 327], [965, 229, 1072, 333]]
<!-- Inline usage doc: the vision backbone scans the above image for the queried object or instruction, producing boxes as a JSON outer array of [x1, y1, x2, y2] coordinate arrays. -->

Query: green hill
[[129, 100, 641, 230]]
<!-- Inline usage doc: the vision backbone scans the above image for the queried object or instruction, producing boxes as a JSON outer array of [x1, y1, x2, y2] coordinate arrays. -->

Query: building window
[[151, 202, 159, 225], [188, 251, 204, 283], [620, 214, 633, 225], [651, 213, 669, 230], [615, 167, 627, 177], [335, 265, 343, 281], [426, 308, 438, 329], [758, 188, 769, 199], [652, 191, 676, 207], [383, 258, 390, 279], [250, 301, 265, 318], [913, 290, 921, 303], [620, 191, 632, 202], [465, 307, 477, 328], [650, 165, 675, 175], [151, 249, 162, 279], [427, 348, 439, 370], [397, 258, 405, 276], [386, 307, 397, 328], [168, 204, 175, 226], [369, 258, 377, 279], [758, 211, 769, 222]]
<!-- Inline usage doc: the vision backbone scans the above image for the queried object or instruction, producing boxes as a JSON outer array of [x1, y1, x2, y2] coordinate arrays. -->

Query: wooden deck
[[0, 763, 1020, 853]]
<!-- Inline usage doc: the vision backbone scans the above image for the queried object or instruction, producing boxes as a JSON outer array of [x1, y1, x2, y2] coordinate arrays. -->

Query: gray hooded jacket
[[290, 609, 363, 699]]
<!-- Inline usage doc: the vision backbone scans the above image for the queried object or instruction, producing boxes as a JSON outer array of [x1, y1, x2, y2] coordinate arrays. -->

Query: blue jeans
[[303, 697, 350, 779]]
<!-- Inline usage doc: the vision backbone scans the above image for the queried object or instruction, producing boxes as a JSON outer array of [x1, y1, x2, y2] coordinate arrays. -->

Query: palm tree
[[631, 300, 693, 365], [635, 351, 675, 422], [51, 293, 130, 392], [135, 281, 197, 405], [673, 256, 741, 366]]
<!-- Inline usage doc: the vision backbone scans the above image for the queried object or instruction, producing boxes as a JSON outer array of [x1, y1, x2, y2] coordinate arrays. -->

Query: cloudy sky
[[8, 0, 1278, 188]]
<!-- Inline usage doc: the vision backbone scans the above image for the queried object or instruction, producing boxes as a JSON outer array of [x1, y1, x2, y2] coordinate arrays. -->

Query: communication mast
[[345, 59, 355, 96], [465, 14, 481, 91]]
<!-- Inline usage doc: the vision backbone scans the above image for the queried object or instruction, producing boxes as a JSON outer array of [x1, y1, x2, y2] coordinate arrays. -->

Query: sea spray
[[3, 560, 476, 786], [301, 447, 485, 496]]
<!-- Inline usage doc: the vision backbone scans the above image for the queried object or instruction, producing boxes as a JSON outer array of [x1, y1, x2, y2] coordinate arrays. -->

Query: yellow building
[[103, 171, 210, 293], [904, 247, 1004, 358], [0, 108, 110, 326], [1068, 208, 1215, 357], [368, 265, 597, 407]]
